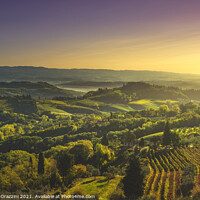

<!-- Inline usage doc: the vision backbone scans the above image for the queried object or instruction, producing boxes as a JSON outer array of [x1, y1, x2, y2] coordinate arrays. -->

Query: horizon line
[[0, 65, 200, 76]]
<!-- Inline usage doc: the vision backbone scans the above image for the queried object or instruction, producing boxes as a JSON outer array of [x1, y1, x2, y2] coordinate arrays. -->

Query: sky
[[1, 0, 200, 73]]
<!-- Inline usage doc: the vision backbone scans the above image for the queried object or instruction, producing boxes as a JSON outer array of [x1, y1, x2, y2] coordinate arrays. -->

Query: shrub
[[109, 188, 125, 200]]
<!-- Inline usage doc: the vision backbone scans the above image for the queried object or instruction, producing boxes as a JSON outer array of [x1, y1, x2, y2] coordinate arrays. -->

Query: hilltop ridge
[[0, 66, 200, 82]]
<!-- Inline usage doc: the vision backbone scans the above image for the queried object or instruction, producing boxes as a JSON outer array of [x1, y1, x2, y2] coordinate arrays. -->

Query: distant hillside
[[148, 80, 200, 90], [58, 81, 125, 87], [0, 97, 101, 115], [121, 82, 188, 100], [57, 81, 125, 93], [83, 82, 188, 102], [0, 96, 37, 114], [2, 81, 200, 114], [146, 81, 200, 101], [0, 81, 83, 98], [69, 82, 190, 112], [0, 66, 200, 83]]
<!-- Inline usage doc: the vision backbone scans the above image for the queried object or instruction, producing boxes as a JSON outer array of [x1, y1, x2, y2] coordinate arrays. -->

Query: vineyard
[[143, 147, 200, 200], [172, 127, 200, 137]]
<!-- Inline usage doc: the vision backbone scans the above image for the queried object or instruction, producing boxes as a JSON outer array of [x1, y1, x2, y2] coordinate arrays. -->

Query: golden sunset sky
[[1, 0, 200, 73]]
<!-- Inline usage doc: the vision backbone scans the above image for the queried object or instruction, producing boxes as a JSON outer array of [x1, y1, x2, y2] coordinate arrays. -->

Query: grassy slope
[[69, 82, 185, 112], [110, 104, 134, 112], [37, 102, 69, 115], [0, 98, 101, 115], [0, 97, 179, 114], [0, 82, 183, 114], [72, 98, 178, 113], [37, 100, 101, 115], [70, 98, 179, 113], [129, 99, 178, 110], [72, 99, 135, 112], [72, 99, 105, 108], [66, 176, 122, 200]]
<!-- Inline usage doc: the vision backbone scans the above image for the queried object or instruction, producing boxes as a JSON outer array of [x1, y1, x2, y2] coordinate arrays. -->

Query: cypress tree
[[101, 133, 109, 146], [162, 121, 171, 146], [29, 156, 33, 168], [122, 156, 145, 199], [28, 156, 33, 176], [56, 150, 74, 183], [38, 152, 45, 175], [50, 172, 57, 189]]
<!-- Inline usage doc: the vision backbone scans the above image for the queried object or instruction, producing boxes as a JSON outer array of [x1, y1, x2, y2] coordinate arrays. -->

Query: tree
[[93, 143, 115, 169], [107, 166, 118, 178], [29, 156, 33, 176], [63, 134, 70, 143], [127, 132, 136, 146], [122, 156, 145, 199], [0, 166, 23, 192], [50, 171, 62, 189], [0, 131, 4, 141], [29, 157, 33, 168], [122, 130, 136, 146], [139, 138, 145, 147], [158, 105, 169, 116], [171, 132, 181, 147], [38, 152, 44, 175], [162, 121, 171, 146], [101, 133, 109, 146], [50, 172, 57, 189], [103, 172, 113, 182], [109, 188, 125, 200], [151, 136, 160, 149], [86, 164, 100, 178], [93, 168, 100, 179], [172, 104, 180, 114], [181, 164, 196, 197], [69, 141, 93, 164], [56, 150, 74, 183]]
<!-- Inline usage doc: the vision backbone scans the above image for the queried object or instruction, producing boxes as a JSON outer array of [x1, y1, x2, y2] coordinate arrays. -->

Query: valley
[[0, 77, 200, 199]]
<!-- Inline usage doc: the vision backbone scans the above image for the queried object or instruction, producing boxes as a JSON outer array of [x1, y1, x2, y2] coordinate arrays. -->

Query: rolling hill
[[1, 81, 200, 114], [1, 66, 200, 83], [0, 81, 83, 98], [68, 82, 190, 112]]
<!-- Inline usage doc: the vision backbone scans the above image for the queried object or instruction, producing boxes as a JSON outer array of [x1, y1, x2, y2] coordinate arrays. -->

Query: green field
[[129, 99, 178, 110], [37, 99, 101, 114], [110, 104, 134, 112], [37, 102, 69, 115], [66, 176, 122, 200], [72, 99, 105, 108]]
